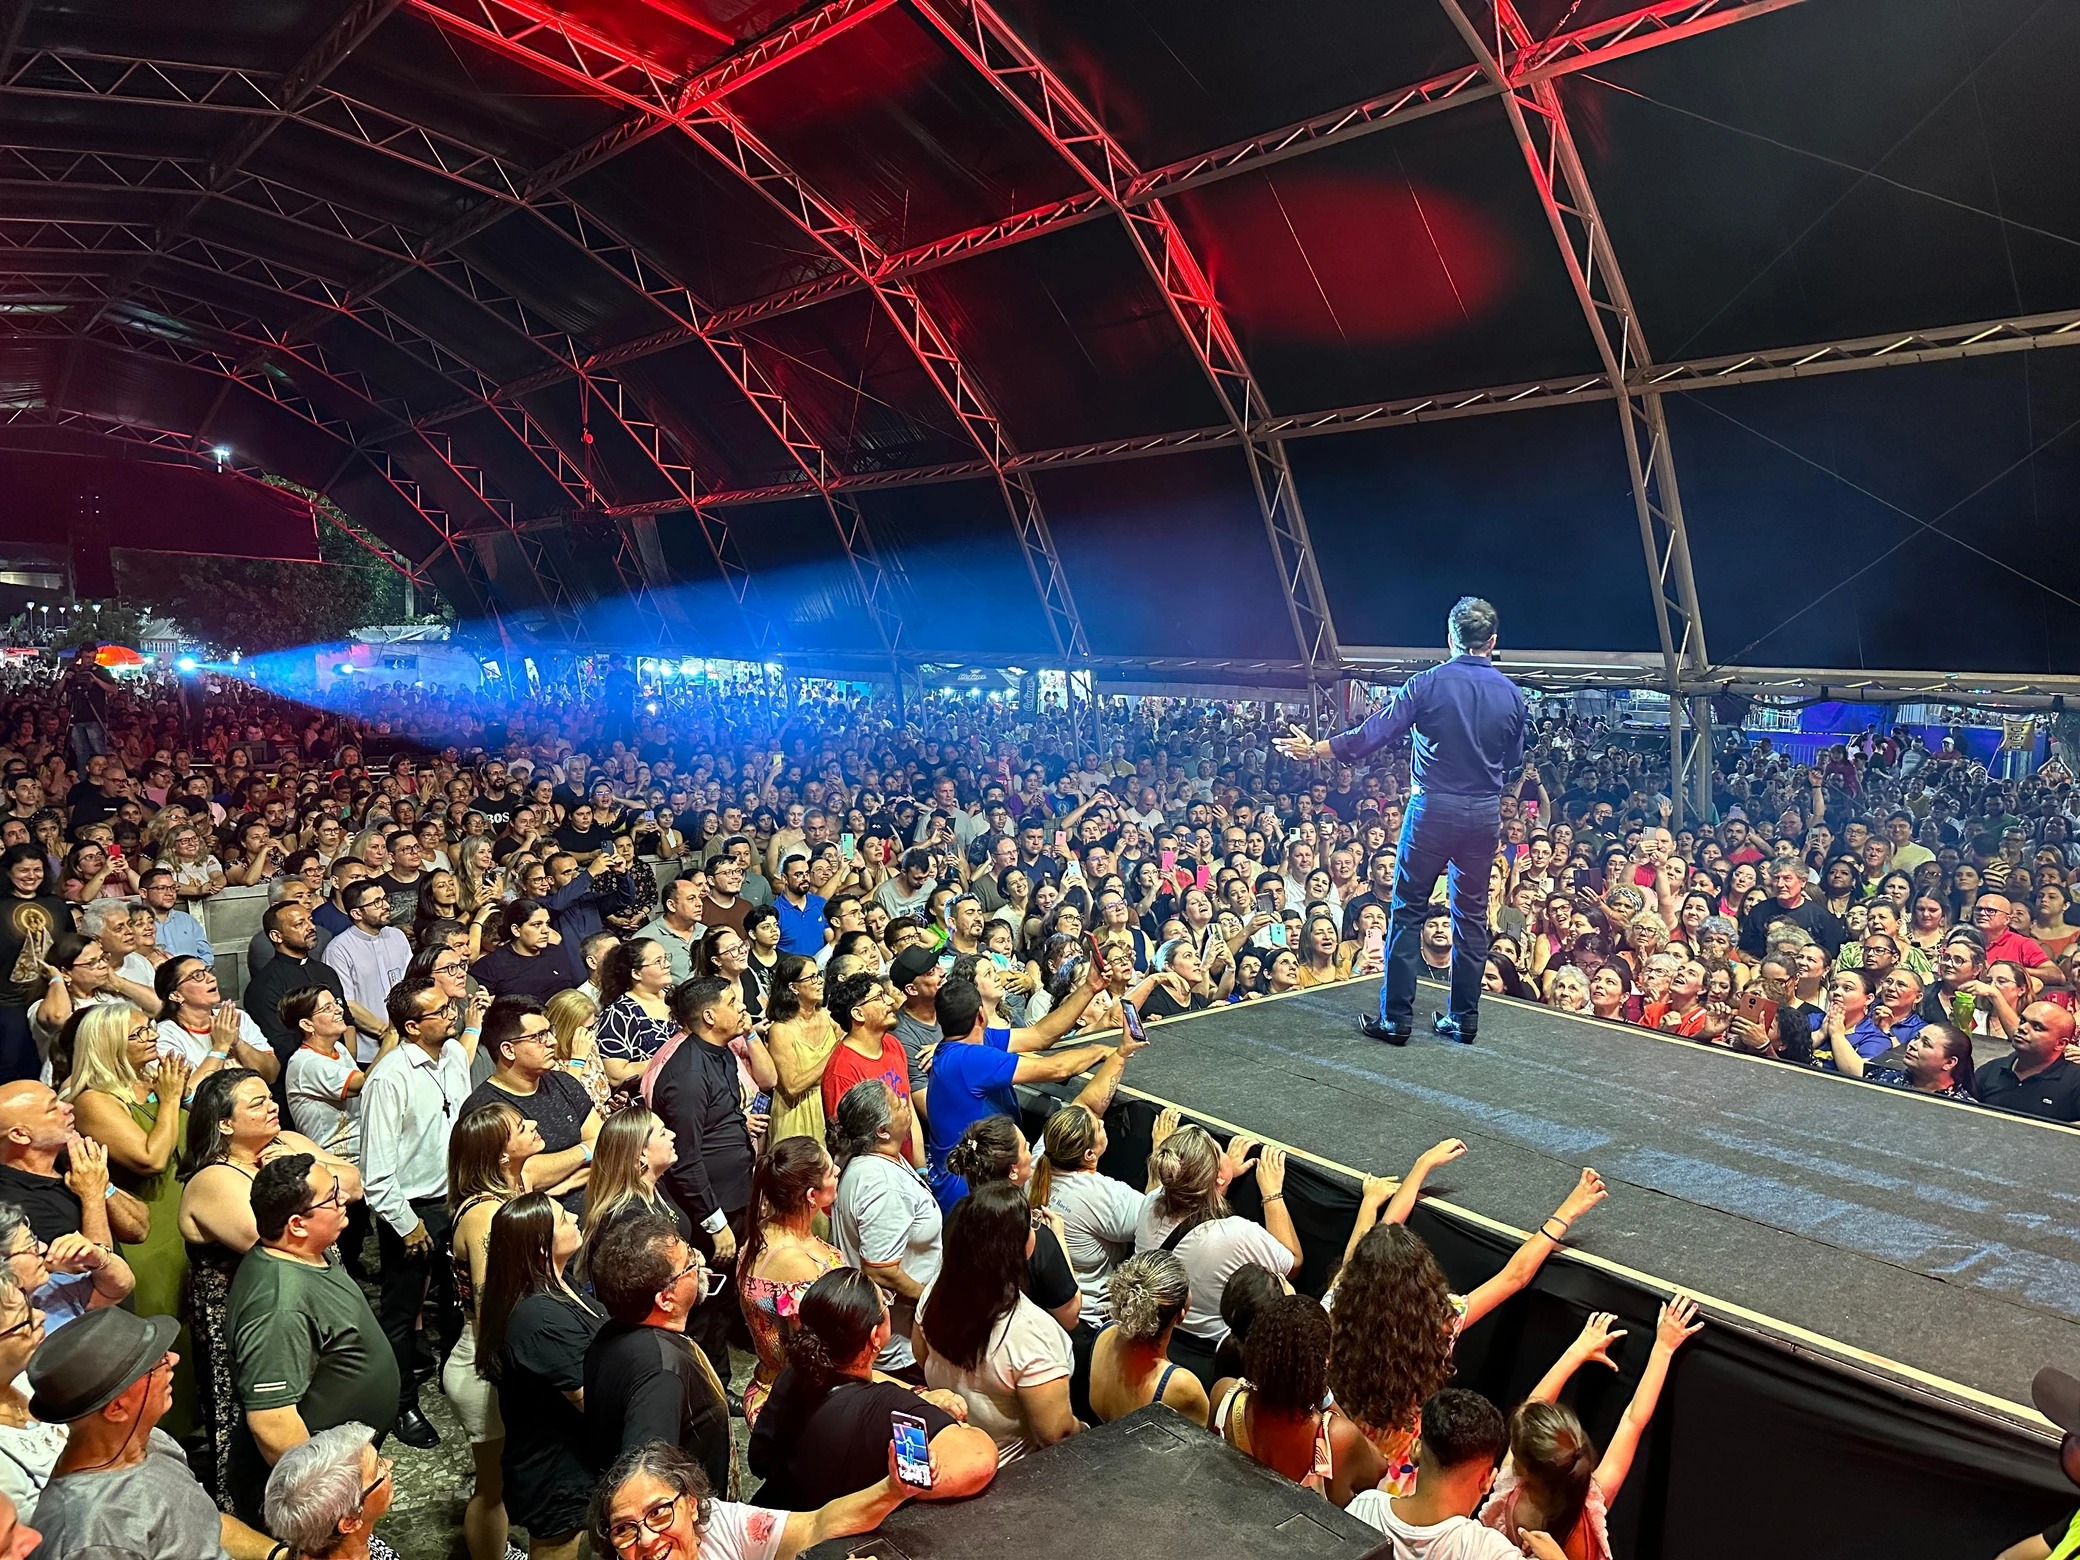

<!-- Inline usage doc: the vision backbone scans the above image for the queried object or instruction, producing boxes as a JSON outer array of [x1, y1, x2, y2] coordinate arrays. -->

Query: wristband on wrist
[[1263, 1191, 1286, 1203]]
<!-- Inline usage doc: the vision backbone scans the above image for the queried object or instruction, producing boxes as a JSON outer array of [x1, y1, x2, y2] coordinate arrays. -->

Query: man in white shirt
[[357, 977, 481, 1450], [1347, 1388, 1521, 1558], [320, 880, 410, 1063]]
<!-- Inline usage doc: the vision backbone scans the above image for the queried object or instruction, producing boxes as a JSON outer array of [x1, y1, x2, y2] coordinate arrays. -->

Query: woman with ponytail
[[745, 1267, 998, 1511], [943, 1115, 1079, 1331], [1036, 1103, 1155, 1329], [735, 1137, 845, 1426], [1480, 1297, 1703, 1559]]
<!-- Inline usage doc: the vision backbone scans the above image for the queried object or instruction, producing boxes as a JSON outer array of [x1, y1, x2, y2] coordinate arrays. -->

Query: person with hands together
[[1482, 1296, 1704, 1560]]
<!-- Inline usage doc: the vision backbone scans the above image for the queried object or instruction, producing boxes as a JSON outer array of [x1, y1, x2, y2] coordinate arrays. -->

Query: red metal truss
[[676, 98, 1086, 658], [909, 0, 1336, 675]]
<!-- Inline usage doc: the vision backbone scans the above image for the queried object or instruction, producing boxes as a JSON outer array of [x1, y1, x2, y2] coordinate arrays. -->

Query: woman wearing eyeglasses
[[27, 932, 118, 1067], [151, 956, 278, 1091], [176, 1067, 362, 1512], [762, 956, 839, 1153], [593, 1437, 923, 1560], [0, 1266, 60, 1521], [60, 1003, 192, 1432], [260, 1420, 399, 1560], [479, 1192, 602, 1560]]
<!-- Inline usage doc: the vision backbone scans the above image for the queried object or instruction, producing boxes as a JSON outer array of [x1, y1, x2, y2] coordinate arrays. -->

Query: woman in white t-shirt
[[829, 1080, 941, 1374], [590, 1438, 927, 1560], [281, 986, 365, 1159], [1132, 1123, 1300, 1386], [915, 1179, 1076, 1465]]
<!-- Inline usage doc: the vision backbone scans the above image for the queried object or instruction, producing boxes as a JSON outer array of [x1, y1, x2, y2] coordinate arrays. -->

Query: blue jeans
[[1383, 791, 1501, 1033]]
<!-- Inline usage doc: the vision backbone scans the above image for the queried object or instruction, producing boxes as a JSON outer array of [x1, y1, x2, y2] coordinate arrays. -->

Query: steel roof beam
[[403, 0, 1801, 422], [910, 0, 1331, 678], [501, 305, 2080, 515]]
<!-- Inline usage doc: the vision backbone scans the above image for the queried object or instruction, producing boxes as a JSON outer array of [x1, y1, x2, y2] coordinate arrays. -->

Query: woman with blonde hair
[[577, 1106, 687, 1276], [543, 988, 608, 1112], [1087, 1250, 1208, 1426], [444, 1102, 543, 1560], [1133, 1124, 1299, 1387], [62, 1001, 193, 1432]]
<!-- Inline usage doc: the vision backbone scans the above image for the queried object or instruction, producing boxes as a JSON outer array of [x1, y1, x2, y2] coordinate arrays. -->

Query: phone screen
[[1122, 1001, 1146, 1043], [892, 1412, 933, 1488]]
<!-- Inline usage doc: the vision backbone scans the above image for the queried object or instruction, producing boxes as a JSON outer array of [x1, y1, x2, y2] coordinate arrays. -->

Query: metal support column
[[1440, 0, 1712, 823]]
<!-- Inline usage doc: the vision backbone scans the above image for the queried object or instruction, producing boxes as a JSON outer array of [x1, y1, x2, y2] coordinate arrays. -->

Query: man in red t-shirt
[[820, 971, 923, 1163], [1973, 891, 2069, 987]]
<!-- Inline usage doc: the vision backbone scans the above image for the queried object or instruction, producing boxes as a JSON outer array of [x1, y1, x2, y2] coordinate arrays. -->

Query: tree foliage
[[110, 480, 435, 654]]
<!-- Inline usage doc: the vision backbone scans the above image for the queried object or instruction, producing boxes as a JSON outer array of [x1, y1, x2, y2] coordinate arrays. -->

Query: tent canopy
[[1, 0, 2075, 695]]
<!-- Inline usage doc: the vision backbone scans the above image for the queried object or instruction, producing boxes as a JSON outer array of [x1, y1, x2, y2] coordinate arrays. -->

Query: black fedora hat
[[27, 1307, 180, 1422]]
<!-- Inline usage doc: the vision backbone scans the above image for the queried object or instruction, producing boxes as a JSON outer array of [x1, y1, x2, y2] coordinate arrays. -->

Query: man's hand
[[403, 1220, 434, 1258], [63, 1133, 110, 1202], [711, 1224, 738, 1265], [1272, 725, 1326, 763]]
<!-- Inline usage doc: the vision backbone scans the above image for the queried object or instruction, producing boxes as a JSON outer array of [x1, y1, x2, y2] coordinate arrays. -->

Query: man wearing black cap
[[2000, 1366, 2080, 1560], [1277, 596, 1527, 1045], [27, 1307, 277, 1557], [888, 942, 946, 1100]]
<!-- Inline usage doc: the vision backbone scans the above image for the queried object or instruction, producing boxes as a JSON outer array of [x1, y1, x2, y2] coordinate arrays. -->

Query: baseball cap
[[889, 944, 940, 988], [2036, 1367, 2080, 1435]]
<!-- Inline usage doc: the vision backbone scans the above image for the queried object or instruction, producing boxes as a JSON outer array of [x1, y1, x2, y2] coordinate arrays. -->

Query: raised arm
[[1379, 1138, 1466, 1228], [1527, 1311, 1627, 1405], [1594, 1296, 1702, 1502], [1008, 955, 1106, 1051], [1462, 1168, 1607, 1328]]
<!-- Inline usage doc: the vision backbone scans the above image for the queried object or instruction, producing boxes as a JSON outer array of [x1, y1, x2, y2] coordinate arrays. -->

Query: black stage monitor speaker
[[804, 1405, 1383, 1560]]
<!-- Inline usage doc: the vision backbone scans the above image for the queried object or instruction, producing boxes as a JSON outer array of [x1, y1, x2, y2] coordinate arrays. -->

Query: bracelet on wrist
[[1263, 1191, 1286, 1203]]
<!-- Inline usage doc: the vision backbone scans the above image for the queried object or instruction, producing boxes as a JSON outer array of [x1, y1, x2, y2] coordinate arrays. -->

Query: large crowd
[[0, 652, 2063, 1560]]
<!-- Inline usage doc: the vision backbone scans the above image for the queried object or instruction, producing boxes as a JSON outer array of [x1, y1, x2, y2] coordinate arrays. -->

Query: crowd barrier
[[1014, 1087, 2074, 1559]]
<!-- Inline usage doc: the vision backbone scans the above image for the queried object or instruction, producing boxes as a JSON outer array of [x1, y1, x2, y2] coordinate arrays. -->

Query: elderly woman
[[262, 1421, 398, 1560], [591, 1439, 924, 1560], [1546, 965, 1592, 1015]]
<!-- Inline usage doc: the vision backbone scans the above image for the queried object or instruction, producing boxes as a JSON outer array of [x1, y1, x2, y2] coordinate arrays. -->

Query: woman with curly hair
[[1210, 1292, 1333, 1490], [1324, 1164, 1610, 1506]]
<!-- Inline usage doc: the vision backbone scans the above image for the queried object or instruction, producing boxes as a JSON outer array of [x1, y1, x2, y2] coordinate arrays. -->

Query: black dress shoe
[[392, 1406, 440, 1449], [1359, 1016, 1411, 1046], [1432, 1014, 1475, 1045]]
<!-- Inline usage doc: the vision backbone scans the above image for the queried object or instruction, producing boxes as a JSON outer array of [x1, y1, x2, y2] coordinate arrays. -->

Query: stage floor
[[1120, 981, 2080, 1413]]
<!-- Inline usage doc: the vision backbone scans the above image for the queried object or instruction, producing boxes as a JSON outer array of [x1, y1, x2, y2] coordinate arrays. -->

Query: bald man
[[0, 1080, 148, 1248], [1974, 1002, 2080, 1122]]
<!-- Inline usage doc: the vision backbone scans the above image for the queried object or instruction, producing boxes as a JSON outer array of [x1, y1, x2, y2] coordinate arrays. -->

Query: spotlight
[[175, 656, 199, 673], [211, 446, 231, 464], [656, 661, 675, 679], [678, 658, 701, 677]]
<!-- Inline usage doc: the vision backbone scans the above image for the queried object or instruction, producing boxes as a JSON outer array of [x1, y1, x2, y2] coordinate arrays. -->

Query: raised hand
[[1654, 1293, 1704, 1352], [1557, 1167, 1607, 1223], [1416, 1138, 1468, 1174], [1150, 1107, 1181, 1148], [1254, 1143, 1287, 1197], [63, 1134, 109, 1202], [155, 1052, 191, 1102], [45, 1233, 104, 1275], [1569, 1311, 1628, 1370], [1221, 1133, 1261, 1182]]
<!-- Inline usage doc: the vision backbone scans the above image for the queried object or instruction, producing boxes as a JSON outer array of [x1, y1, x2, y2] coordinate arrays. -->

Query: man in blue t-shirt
[[771, 853, 829, 957], [923, 959, 1137, 1210]]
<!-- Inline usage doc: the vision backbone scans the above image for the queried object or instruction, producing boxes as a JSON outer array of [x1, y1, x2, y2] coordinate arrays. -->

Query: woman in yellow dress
[[763, 955, 842, 1152], [63, 1002, 195, 1435]]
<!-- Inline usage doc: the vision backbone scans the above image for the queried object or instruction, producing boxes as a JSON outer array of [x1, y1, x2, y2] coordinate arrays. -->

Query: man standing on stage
[[1276, 597, 1526, 1045]]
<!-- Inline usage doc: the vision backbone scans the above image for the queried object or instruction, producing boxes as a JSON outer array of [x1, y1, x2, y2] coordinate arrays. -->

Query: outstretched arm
[[1594, 1296, 1702, 1503], [1462, 1168, 1607, 1328]]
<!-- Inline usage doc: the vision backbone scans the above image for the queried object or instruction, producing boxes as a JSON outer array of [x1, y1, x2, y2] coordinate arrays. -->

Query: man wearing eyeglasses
[[224, 1152, 396, 1525], [461, 995, 602, 1216], [243, 897, 349, 1100]]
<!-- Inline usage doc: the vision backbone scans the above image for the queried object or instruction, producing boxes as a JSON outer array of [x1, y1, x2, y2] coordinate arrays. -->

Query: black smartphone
[[892, 1411, 933, 1489]]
